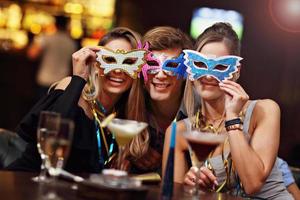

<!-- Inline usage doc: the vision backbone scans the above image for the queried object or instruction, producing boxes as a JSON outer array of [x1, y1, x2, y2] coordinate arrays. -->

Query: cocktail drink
[[107, 118, 148, 170], [184, 131, 226, 161], [183, 130, 226, 196]]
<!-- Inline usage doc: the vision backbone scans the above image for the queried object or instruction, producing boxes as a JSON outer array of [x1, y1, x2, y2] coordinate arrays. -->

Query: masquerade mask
[[183, 50, 243, 82], [96, 47, 147, 79], [139, 43, 186, 81]]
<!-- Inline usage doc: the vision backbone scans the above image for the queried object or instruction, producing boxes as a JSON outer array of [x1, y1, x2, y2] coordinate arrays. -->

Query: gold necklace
[[194, 109, 225, 134]]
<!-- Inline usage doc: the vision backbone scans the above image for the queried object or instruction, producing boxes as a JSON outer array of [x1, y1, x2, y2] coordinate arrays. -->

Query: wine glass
[[46, 118, 74, 176], [32, 111, 61, 183], [43, 118, 74, 200], [183, 131, 226, 195]]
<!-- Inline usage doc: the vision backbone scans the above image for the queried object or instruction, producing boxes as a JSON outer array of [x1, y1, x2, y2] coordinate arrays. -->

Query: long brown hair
[[127, 26, 193, 159], [184, 22, 241, 121]]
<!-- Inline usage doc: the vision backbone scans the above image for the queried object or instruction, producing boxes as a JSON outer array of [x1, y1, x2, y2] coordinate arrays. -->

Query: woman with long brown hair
[[122, 26, 193, 174]]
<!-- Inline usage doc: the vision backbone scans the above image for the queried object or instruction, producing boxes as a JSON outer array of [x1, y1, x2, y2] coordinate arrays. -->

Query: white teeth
[[153, 82, 169, 88], [109, 77, 124, 83]]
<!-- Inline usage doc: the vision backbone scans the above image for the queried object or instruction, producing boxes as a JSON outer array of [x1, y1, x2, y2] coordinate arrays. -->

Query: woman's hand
[[72, 46, 101, 81], [219, 80, 249, 119], [184, 166, 218, 191]]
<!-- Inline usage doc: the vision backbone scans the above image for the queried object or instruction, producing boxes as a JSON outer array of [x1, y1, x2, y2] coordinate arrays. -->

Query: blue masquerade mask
[[141, 52, 187, 81], [162, 53, 187, 79], [183, 50, 243, 82]]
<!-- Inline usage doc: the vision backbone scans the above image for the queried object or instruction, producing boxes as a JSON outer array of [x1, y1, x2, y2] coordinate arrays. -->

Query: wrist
[[225, 112, 239, 120], [225, 118, 243, 132]]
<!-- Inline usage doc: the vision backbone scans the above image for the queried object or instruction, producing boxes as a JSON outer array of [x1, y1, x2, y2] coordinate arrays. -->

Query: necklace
[[90, 99, 117, 167], [194, 109, 225, 134]]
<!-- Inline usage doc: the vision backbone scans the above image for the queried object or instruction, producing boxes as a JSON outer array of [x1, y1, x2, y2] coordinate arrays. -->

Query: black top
[[128, 112, 188, 174], [11, 76, 116, 173]]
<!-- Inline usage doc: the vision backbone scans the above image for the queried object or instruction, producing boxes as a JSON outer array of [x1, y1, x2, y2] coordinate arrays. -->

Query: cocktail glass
[[104, 118, 147, 186], [107, 118, 148, 170], [183, 131, 226, 196]]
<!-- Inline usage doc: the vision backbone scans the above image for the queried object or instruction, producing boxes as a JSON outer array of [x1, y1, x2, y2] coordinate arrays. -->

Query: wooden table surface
[[0, 171, 243, 200]]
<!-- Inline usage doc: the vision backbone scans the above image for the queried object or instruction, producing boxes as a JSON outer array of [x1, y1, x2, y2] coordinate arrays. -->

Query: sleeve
[[15, 76, 86, 144], [277, 157, 295, 187]]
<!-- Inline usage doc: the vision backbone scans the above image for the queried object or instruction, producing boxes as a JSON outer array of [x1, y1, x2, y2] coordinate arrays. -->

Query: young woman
[[122, 26, 193, 174], [163, 23, 293, 199], [14, 27, 144, 173]]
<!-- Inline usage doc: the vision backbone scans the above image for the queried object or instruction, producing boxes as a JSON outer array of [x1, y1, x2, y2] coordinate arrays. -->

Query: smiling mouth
[[107, 76, 125, 83], [152, 82, 171, 89]]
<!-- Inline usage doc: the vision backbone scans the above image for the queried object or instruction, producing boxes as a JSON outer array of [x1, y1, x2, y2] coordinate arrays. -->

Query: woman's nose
[[155, 70, 167, 79], [205, 75, 214, 81], [113, 69, 122, 74]]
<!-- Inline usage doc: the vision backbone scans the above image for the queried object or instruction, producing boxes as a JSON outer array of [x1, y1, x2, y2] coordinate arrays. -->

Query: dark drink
[[184, 131, 226, 161]]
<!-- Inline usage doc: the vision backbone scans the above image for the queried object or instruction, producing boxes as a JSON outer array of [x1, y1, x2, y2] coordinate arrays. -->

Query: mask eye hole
[[147, 60, 159, 66], [123, 57, 137, 65], [102, 56, 116, 64], [165, 61, 179, 68], [194, 61, 207, 69], [214, 64, 228, 71], [147, 69, 159, 75]]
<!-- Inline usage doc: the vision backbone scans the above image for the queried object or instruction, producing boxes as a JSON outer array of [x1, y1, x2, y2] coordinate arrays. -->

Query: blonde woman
[[15, 27, 144, 173], [163, 23, 293, 199]]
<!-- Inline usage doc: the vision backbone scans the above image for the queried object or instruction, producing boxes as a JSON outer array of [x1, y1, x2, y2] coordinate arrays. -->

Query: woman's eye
[[103, 56, 116, 64], [194, 61, 207, 68], [165, 62, 179, 68], [123, 58, 137, 65], [147, 60, 159, 66], [214, 64, 228, 71]]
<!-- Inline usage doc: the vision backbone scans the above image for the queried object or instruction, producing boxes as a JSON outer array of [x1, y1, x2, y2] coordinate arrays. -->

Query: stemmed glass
[[107, 118, 148, 170], [32, 111, 61, 182], [103, 118, 147, 187], [183, 131, 226, 196], [42, 118, 74, 200]]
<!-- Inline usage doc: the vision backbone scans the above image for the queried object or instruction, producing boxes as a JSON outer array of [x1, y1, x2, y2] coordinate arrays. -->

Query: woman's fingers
[[184, 170, 197, 186], [196, 167, 218, 190], [219, 82, 249, 101], [221, 80, 248, 97], [200, 167, 218, 185]]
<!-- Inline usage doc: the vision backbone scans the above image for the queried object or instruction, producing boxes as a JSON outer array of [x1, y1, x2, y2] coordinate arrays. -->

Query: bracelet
[[226, 124, 243, 132], [225, 118, 243, 127]]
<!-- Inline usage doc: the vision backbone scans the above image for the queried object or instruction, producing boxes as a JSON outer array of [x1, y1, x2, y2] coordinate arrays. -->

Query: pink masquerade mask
[[138, 42, 186, 81]]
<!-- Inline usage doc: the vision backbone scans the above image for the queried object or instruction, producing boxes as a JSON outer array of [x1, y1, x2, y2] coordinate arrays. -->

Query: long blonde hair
[[82, 27, 143, 118], [184, 22, 241, 122], [127, 26, 193, 159]]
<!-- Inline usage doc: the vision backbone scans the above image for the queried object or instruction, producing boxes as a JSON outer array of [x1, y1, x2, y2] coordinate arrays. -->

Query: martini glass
[[183, 130, 226, 195], [107, 118, 148, 170]]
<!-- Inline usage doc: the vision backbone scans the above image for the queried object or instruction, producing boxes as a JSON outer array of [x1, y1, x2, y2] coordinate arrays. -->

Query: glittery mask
[[96, 47, 147, 79], [183, 50, 242, 82], [139, 43, 186, 81]]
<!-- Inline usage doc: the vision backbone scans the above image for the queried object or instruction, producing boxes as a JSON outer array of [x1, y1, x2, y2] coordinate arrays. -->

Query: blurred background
[[0, 0, 299, 167]]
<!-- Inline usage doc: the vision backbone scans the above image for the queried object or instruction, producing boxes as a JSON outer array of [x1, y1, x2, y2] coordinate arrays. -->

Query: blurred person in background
[[27, 15, 77, 99]]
